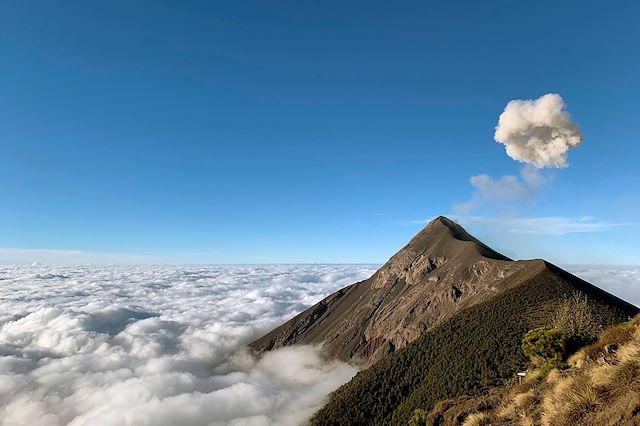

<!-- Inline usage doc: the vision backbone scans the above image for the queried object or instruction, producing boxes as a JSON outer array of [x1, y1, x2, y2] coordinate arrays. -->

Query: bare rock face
[[249, 217, 541, 365]]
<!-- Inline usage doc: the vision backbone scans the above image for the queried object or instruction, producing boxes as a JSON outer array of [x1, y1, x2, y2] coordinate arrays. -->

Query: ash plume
[[494, 93, 583, 168], [456, 93, 581, 214]]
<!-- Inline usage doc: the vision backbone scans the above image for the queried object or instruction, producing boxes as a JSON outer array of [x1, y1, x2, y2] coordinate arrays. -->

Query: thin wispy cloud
[[0, 247, 159, 265], [411, 215, 629, 236], [454, 166, 545, 214], [504, 216, 629, 235], [0, 247, 226, 266]]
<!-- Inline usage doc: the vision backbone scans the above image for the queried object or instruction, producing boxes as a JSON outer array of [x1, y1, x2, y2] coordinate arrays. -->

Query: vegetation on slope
[[310, 264, 635, 425], [427, 313, 640, 426]]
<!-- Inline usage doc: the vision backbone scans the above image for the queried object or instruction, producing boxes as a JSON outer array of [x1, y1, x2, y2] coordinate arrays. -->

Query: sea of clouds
[[567, 265, 640, 308], [0, 264, 638, 426], [0, 264, 377, 426]]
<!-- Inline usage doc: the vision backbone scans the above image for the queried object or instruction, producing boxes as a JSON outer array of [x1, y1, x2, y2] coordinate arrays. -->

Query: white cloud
[[495, 93, 583, 168], [0, 264, 376, 425], [503, 216, 628, 235], [567, 266, 640, 307], [454, 166, 545, 214], [0, 247, 159, 265], [414, 215, 628, 236], [455, 93, 582, 215], [0, 263, 638, 425]]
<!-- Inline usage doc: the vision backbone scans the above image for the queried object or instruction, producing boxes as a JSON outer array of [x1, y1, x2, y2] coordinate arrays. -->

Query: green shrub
[[407, 408, 430, 426], [522, 327, 566, 368]]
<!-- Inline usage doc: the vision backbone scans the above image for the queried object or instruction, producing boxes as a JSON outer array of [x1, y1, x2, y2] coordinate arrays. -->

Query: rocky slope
[[250, 216, 637, 366]]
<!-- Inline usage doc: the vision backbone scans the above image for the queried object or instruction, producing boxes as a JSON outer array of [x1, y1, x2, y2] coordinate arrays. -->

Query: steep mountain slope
[[251, 216, 530, 365], [310, 260, 638, 425], [250, 217, 636, 367]]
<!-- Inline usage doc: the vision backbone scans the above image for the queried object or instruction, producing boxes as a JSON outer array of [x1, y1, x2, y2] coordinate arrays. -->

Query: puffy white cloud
[[494, 93, 583, 168], [0, 265, 375, 425]]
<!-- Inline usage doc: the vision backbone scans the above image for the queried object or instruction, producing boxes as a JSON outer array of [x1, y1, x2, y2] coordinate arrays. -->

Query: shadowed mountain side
[[249, 217, 637, 366]]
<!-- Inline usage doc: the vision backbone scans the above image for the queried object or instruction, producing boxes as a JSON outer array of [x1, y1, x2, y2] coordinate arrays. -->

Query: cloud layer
[[1, 264, 637, 425], [0, 265, 376, 425], [494, 93, 583, 168], [567, 266, 640, 307]]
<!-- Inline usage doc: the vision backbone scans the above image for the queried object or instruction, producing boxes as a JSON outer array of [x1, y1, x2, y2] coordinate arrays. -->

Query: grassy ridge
[[311, 265, 634, 425], [428, 314, 640, 425]]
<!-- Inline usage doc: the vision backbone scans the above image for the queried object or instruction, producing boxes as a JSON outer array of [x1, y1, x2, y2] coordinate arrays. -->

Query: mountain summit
[[250, 217, 637, 367], [398, 215, 510, 262]]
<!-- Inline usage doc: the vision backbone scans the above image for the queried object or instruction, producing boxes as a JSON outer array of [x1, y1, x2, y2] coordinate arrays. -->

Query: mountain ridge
[[250, 216, 637, 366], [310, 257, 638, 425]]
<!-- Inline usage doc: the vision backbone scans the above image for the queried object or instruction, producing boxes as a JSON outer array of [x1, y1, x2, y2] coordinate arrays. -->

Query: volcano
[[250, 217, 637, 367]]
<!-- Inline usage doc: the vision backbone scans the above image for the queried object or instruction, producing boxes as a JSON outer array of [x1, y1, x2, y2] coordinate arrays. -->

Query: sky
[[1, 0, 639, 265]]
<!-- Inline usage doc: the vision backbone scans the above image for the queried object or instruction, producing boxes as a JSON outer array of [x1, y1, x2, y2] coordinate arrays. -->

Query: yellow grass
[[541, 375, 601, 426], [545, 368, 562, 384], [462, 412, 490, 426], [497, 400, 516, 420], [521, 415, 535, 426], [589, 363, 615, 387], [616, 339, 640, 364], [568, 350, 586, 368], [431, 315, 640, 426], [514, 389, 535, 408]]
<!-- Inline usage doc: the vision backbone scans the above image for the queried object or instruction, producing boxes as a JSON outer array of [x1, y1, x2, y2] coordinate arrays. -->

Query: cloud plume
[[456, 93, 581, 214], [494, 93, 583, 168]]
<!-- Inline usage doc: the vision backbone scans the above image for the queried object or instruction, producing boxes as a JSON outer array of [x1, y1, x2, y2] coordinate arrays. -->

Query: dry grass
[[579, 317, 639, 365], [497, 400, 516, 420], [462, 412, 491, 426], [545, 368, 562, 384], [429, 314, 640, 426], [497, 389, 537, 422], [513, 389, 535, 408], [541, 374, 602, 425], [616, 338, 640, 364], [521, 415, 535, 426], [524, 368, 543, 382], [600, 321, 636, 345], [589, 363, 616, 386], [538, 317, 640, 425], [568, 350, 586, 368], [611, 359, 640, 388]]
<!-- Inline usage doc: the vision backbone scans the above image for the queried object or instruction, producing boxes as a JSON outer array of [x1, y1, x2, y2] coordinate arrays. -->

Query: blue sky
[[1, 1, 639, 264]]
